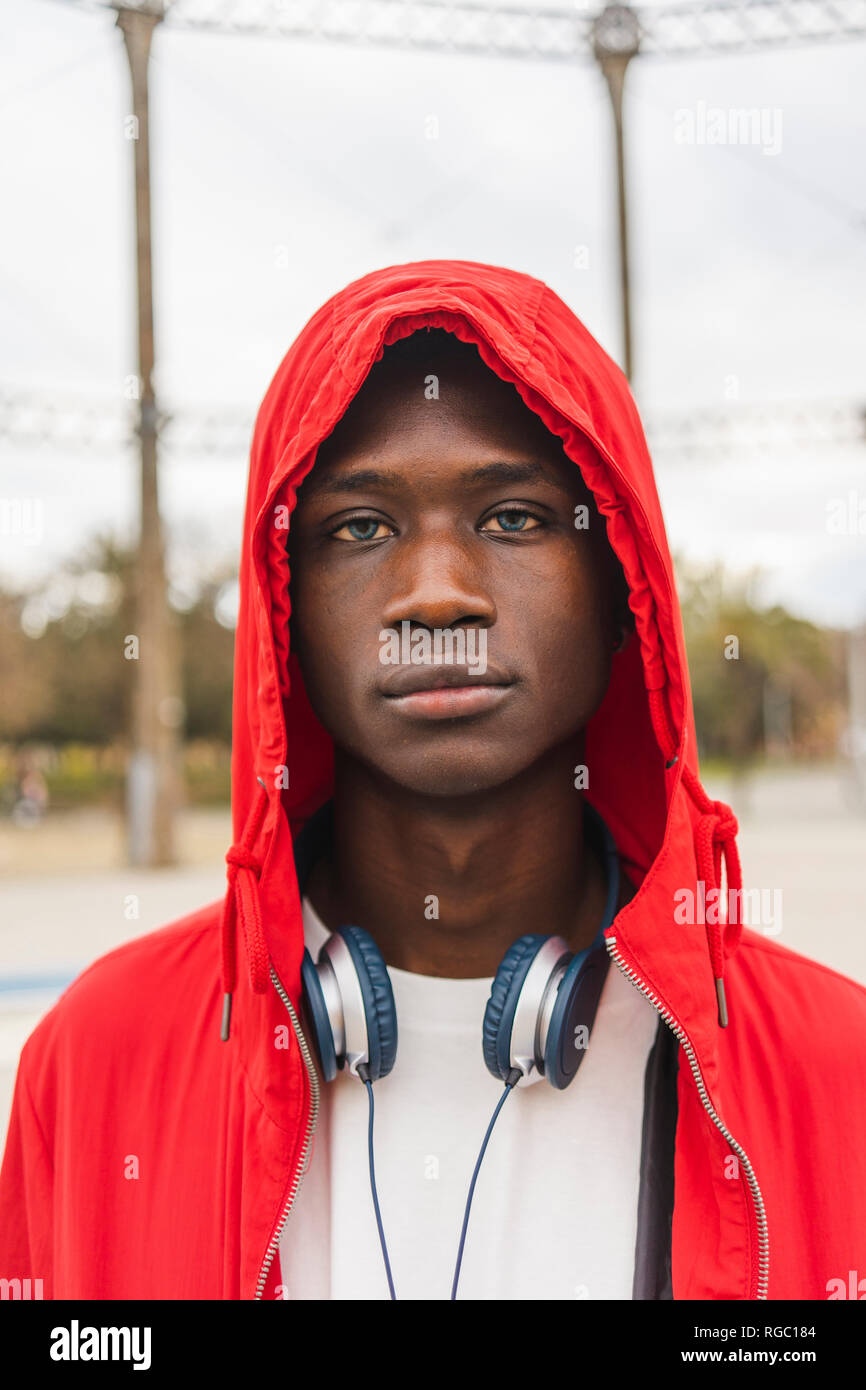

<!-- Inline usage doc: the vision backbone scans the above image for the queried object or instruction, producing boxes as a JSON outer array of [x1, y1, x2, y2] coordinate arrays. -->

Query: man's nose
[[380, 535, 496, 632]]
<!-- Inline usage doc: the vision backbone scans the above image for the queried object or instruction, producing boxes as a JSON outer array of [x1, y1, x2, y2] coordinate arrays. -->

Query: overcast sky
[[2, 0, 865, 626]]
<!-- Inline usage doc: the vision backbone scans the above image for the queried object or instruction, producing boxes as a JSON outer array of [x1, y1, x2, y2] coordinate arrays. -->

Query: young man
[[1, 260, 865, 1301]]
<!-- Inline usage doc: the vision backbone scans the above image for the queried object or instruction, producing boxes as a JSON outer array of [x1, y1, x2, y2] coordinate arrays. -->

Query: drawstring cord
[[648, 687, 742, 1027], [220, 778, 272, 1041], [688, 778, 742, 1028]]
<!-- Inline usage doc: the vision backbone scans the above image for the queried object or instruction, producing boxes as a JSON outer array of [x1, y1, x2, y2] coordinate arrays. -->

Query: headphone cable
[[358, 1066, 397, 1300], [451, 1066, 522, 1300]]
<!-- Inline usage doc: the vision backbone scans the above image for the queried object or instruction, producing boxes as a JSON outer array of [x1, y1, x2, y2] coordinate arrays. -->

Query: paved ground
[[1, 767, 864, 1146]]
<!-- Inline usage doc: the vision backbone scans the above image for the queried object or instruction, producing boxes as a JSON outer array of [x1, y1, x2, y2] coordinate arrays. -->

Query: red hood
[[221, 258, 742, 1101]]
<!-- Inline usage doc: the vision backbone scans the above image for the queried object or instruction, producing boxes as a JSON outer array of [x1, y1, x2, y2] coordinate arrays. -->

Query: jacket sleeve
[[0, 1042, 54, 1299]]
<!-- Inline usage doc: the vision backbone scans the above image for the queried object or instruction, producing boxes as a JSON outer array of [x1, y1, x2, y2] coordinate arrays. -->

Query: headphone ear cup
[[337, 926, 398, 1082], [300, 946, 338, 1082], [542, 945, 610, 1089], [482, 935, 548, 1081]]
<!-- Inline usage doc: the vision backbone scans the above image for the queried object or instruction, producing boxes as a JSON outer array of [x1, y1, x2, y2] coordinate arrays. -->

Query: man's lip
[[383, 683, 515, 721], [379, 665, 514, 697]]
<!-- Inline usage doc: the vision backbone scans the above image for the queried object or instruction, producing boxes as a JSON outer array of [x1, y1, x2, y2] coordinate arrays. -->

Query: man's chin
[[372, 750, 533, 800]]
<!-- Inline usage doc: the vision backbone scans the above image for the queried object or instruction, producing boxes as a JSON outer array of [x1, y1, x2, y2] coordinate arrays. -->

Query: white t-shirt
[[278, 896, 660, 1300]]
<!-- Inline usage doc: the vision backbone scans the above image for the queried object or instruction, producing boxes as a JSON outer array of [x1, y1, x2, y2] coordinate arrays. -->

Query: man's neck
[[302, 744, 632, 977]]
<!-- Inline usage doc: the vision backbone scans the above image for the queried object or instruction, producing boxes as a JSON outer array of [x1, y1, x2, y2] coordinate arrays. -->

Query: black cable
[[358, 1066, 396, 1300], [451, 1066, 523, 1300]]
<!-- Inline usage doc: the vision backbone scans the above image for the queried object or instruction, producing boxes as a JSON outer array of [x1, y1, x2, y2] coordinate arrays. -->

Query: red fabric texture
[[2, 259, 865, 1300]]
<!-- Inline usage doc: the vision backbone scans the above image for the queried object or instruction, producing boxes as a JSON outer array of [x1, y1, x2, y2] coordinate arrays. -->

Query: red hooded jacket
[[2, 260, 865, 1301]]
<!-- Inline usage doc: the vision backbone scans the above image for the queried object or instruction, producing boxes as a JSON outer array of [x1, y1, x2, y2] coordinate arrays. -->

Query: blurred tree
[[178, 580, 235, 744], [0, 536, 235, 747], [677, 560, 845, 767], [0, 538, 133, 744]]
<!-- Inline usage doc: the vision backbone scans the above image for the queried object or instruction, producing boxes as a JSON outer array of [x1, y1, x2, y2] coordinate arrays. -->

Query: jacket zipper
[[254, 963, 320, 1299], [606, 935, 770, 1300], [254, 941, 769, 1298]]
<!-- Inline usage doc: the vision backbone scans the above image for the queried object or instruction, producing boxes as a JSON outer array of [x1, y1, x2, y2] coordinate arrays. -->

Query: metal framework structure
[[68, 0, 864, 386], [3, 387, 862, 457], [63, 0, 866, 61]]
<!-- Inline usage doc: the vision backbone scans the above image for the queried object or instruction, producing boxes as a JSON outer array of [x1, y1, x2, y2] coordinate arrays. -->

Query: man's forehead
[[300, 331, 595, 502]]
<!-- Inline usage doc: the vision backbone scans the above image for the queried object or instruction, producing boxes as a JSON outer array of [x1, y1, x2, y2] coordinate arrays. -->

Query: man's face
[[289, 346, 623, 797]]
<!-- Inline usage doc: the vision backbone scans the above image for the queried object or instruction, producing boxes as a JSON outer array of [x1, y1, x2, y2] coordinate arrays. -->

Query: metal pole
[[117, 3, 181, 866], [592, 5, 641, 384]]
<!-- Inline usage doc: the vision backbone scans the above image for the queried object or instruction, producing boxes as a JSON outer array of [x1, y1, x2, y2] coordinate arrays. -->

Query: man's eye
[[330, 518, 392, 542], [482, 509, 543, 534]]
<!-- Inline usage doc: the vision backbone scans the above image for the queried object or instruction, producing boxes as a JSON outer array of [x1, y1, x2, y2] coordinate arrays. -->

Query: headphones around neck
[[293, 798, 621, 1299], [297, 800, 619, 1090]]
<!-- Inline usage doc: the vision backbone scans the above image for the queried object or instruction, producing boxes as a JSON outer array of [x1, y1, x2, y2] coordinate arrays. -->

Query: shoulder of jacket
[[728, 927, 866, 1072], [735, 927, 866, 1003]]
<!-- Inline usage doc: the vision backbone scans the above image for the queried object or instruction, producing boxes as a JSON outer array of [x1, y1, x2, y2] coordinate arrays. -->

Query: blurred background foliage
[[0, 537, 849, 811], [0, 536, 236, 810], [677, 560, 846, 771]]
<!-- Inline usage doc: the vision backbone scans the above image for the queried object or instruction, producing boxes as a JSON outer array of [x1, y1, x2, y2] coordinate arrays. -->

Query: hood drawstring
[[647, 687, 741, 1028], [688, 779, 742, 1028], [220, 778, 271, 1041]]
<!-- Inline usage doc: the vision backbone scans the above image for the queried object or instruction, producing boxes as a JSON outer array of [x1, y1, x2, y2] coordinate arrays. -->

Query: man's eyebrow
[[300, 459, 570, 499], [465, 460, 550, 487], [300, 468, 402, 499], [468, 461, 579, 499]]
